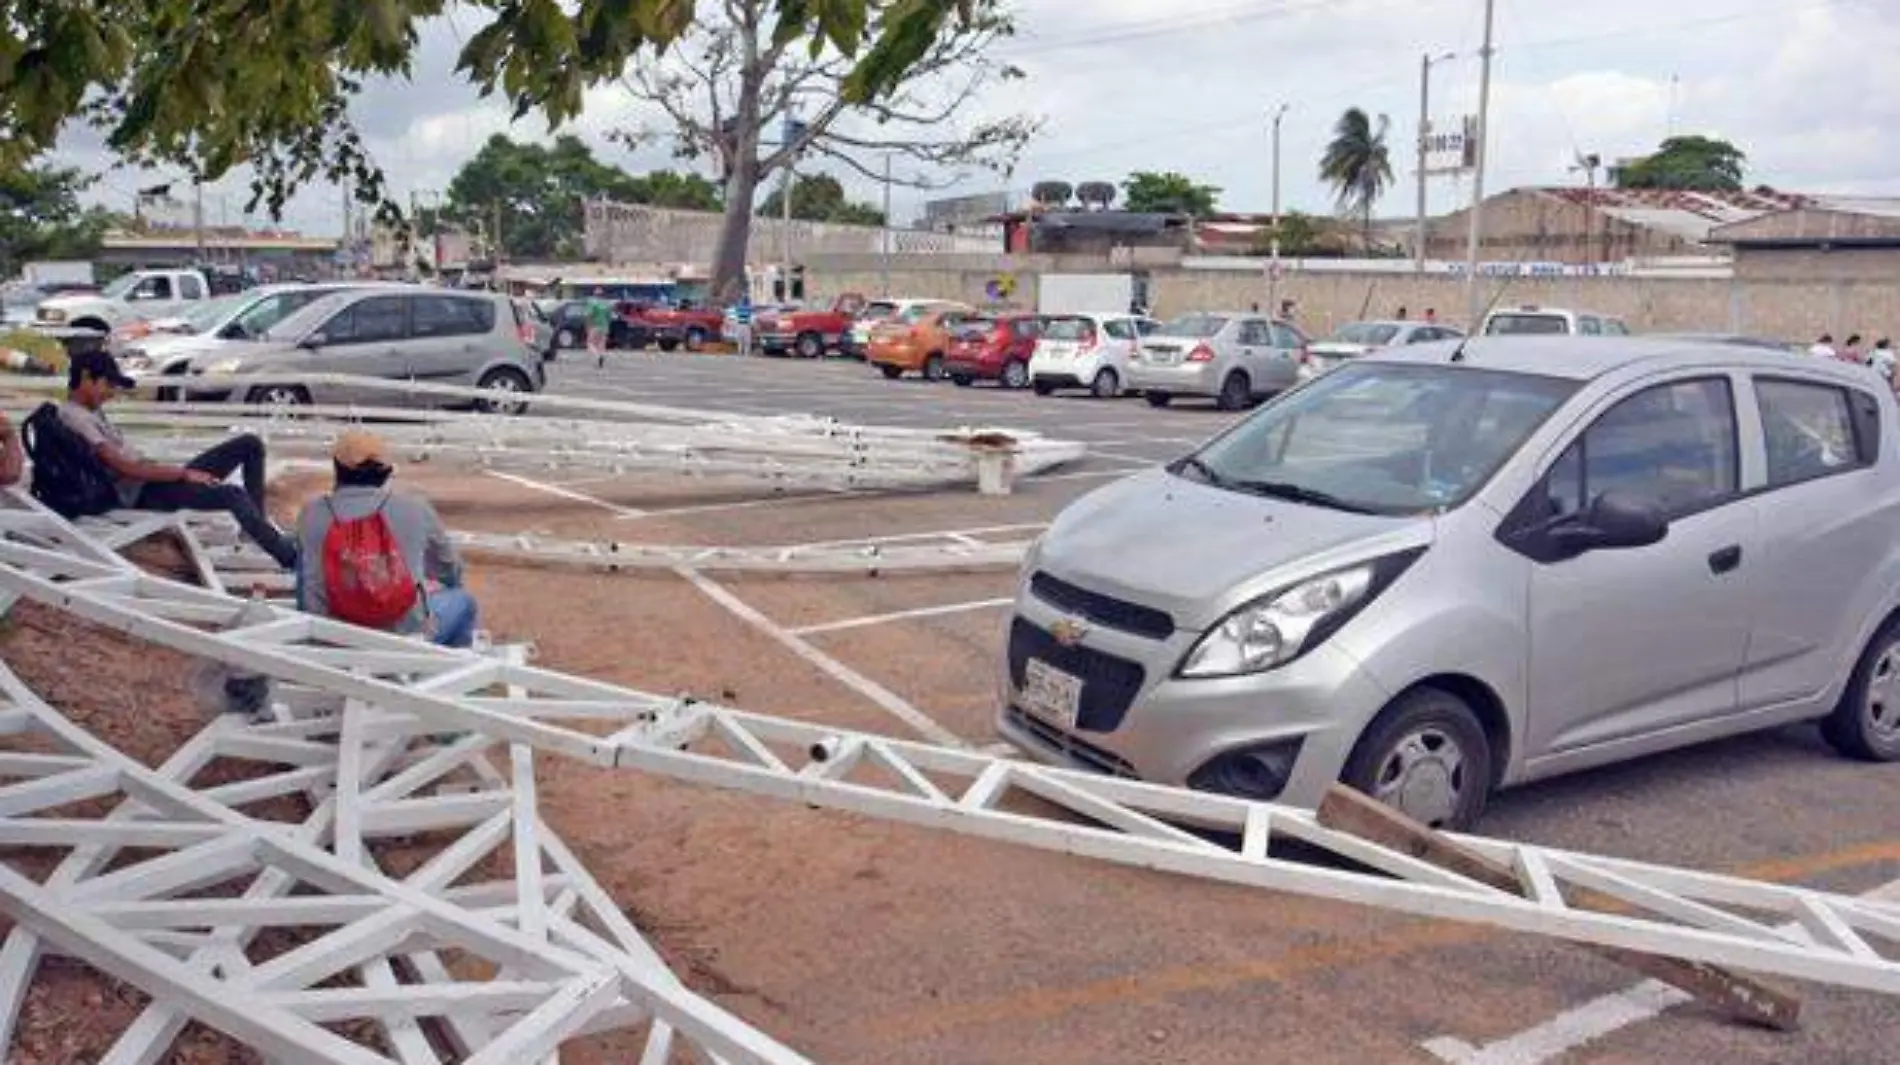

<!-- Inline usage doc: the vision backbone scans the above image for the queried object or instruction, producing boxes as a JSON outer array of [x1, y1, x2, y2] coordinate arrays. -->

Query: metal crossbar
[[3, 493, 1898, 1015]]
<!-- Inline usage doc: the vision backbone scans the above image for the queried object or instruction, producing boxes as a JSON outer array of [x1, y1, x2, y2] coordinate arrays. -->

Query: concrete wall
[[582, 202, 996, 267], [802, 256, 1900, 342]]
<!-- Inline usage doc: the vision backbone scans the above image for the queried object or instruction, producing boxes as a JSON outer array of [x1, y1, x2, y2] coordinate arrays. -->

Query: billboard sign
[[1424, 115, 1479, 172]]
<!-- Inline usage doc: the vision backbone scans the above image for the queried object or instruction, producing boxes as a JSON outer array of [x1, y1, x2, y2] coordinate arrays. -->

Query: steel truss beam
[[3, 494, 1898, 1014]]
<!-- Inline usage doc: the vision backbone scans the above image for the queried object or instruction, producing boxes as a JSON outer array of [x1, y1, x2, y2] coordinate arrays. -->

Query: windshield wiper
[[1171, 455, 1226, 486], [1229, 479, 1378, 514]]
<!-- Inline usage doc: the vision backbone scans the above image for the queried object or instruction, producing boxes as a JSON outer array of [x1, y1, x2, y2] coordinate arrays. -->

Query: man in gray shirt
[[60, 350, 297, 568], [294, 430, 478, 646]]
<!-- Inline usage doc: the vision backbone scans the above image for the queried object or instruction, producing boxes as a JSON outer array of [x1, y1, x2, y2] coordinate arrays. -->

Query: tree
[[1121, 171, 1220, 216], [1318, 107, 1394, 249], [441, 133, 720, 260], [618, 0, 1034, 301], [1248, 210, 1333, 258], [0, 162, 118, 277], [1616, 135, 1746, 192], [0, 0, 993, 233], [756, 173, 885, 227]]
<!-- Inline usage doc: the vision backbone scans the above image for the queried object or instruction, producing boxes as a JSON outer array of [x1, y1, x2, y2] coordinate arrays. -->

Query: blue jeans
[[427, 588, 479, 648]]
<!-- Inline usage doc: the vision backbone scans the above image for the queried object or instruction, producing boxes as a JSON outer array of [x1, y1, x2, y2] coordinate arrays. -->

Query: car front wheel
[[245, 384, 312, 407], [475, 367, 534, 415], [1001, 359, 1029, 389], [923, 353, 947, 381], [1823, 618, 1900, 761], [1144, 391, 1172, 408], [1341, 687, 1493, 831]]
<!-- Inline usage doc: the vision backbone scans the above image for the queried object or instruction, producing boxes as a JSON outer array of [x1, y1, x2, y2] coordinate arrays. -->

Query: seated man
[[59, 351, 298, 568], [0, 411, 23, 487], [295, 431, 478, 647]]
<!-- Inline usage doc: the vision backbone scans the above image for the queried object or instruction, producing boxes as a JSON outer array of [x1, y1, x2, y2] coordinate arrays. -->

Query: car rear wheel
[[1090, 368, 1120, 399], [951, 374, 974, 387], [878, 364, 903, 380], [1342, 687, 1493, 831], [656, 338, 679, 353], [1823, 618, 1900, 761], [245, 384, 311, 407], [795, 333, 824, 358], [1144, 391, 1172, 408], [1032, 380, 1056, 396], [475, 367, 534, 415], [1216, 371, 1252, 411], [923, 353, 947, 381], [1001, 359, 1029, 389]]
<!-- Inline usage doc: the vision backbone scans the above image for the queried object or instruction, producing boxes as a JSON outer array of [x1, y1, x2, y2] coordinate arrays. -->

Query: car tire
[[475, 367, 534, 415], [657, 338, 679, 353], [878, 364, 903, 380], [1090, 368, 1120, 399], [556, 327, 579, 349], [795, 333, 825, 359], [245, 384, 312, 407], [1032, 380, 1056, 397], [1342, 687, 1494, 831], [684, 327, 708, 351], [1216, 371, 1252, 411], [1144, 391, 1172, 408], [1822, 618, 1900, 762], [923, 353, 947, 381], [951, 374, 974, 387], [1002, 359, 1030, 389]]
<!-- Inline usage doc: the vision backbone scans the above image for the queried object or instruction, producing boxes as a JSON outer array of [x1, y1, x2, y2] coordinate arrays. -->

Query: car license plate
[[1021, 658, 1083, 730]]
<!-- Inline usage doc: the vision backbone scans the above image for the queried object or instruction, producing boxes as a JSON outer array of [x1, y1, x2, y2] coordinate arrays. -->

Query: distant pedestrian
[[1810, 333, 1837, 359], [1841, 334, 1865, 364], [1396, 305, 1409, 320], [1278, 298, 1297, 321], [586, 289, 612, 368], [732, 293, 755, 357], [1424, 307, 1439, 325], [1871, 339, 1895, 385]]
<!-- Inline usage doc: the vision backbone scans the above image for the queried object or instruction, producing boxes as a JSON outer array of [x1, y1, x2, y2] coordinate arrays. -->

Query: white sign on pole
[[1424, 115, 1478, 172]]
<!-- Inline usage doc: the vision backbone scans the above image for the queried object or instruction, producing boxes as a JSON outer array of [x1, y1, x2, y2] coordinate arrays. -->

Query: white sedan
[[1028, 313, 1158, 398], [1303, 320, 1465, 379]]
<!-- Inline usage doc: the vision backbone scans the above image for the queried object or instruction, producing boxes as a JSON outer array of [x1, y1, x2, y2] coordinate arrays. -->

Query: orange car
[[866, 301, 971, 380]]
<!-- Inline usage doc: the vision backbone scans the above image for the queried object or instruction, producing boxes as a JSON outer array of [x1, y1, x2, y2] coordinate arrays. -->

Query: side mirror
[[1548, 492, 1668, 554], [298, 331, 327, 349], [220, 322, 248, 340]]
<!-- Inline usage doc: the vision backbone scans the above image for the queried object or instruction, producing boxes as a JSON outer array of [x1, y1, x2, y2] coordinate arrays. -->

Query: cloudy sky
[[54, 0, 1900, 238]]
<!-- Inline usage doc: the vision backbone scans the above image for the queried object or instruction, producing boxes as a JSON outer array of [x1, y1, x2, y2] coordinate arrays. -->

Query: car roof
[[1369, 336, 1870, 384]]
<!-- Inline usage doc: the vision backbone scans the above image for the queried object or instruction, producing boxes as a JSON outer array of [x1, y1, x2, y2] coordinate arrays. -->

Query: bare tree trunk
[[711, 159, 760, 304]]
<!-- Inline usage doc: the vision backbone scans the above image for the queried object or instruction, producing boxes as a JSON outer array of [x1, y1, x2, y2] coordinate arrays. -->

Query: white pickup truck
[[34, 268, 213, 333]]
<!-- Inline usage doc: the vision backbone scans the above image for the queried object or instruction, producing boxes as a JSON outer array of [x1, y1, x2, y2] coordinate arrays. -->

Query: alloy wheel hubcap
[[1372, 727, 1466, 827], [1866, 645, 1900, 740]]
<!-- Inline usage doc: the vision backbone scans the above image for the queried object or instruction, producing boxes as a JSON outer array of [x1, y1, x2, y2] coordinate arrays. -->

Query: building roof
[[1707, 201, 1900, 246], [1529, 186, 1810, 243]]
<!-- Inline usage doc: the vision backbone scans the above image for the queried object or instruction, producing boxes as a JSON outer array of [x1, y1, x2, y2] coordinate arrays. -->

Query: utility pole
[[492, 200, 504, 268], [193, 181, 206, 263], [1269, 103, 1289, 314], [781, 164, 793, 301], [1416, 51, 1455, 274], [1463, 0, 1497, 326], [880, 153, 893, 298]]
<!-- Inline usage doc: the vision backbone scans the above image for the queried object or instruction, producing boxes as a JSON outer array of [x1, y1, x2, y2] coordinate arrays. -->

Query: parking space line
[[485, 471, 647, 517], [1085, 449, 1166, 466], [617, 491, 865, 522], [790, 598, 1014, 637], [1028, 468, 1146, 483], [676, 567, 967, 748]]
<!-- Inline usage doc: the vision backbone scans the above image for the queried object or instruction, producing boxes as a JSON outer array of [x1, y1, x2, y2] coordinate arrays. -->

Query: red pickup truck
[[638, 303, 726, 352], [753, 294, 866, 358]]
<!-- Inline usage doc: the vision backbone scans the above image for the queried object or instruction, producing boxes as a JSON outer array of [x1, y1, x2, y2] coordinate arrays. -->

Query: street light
[[1269, 103, 1289, 313], [1415, 50, 1455, 274]]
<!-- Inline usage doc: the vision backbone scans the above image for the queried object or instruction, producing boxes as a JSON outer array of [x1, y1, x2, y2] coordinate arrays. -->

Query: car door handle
[[1708, 545, 1743, 574]]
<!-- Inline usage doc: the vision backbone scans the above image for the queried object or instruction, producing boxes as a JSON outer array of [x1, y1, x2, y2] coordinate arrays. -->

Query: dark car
[[944, 313, 1043, 389]]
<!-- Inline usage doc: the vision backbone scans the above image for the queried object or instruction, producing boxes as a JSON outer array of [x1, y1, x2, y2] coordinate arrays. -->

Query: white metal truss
[[3, 494, 1899, 1019]]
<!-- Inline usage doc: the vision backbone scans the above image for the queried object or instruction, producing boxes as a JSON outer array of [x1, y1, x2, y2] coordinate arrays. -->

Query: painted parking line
[[677, 567, 967, 748], [790, 598, 1015, 637], [485, 471, 647, 517]]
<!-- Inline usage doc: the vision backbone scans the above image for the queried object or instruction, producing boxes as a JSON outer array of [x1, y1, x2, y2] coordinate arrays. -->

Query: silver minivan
[[183, 288, 545, 410], [1000, 338, 1900, 828], [1127, 312, 1309, 410]]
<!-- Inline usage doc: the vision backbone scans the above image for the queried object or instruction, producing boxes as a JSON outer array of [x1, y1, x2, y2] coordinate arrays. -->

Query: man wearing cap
[[294, 431, 479, 647], [59, 350, 298, 568]]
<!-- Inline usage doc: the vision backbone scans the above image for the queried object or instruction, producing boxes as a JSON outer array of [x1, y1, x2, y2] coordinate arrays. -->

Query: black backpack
[[22, 403, 120, 519]]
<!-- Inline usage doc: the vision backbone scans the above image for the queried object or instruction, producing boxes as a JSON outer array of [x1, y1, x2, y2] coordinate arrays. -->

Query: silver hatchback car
[[1127, 312, 1308, 411], [183, 288, 545, 409], [1000, 337, 1900, 828]]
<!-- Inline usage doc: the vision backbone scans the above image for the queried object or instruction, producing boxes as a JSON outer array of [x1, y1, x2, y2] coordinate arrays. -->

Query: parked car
[[2, 284, 46, 328], [865, 302, 971, 380], [1000, 337, 1900, 830], [119, 282, 402, 381], [755, 294, 867, 357], [1305, 320, 1466, 378], [1127, 312, 1309, 410], [641, 302, 725, 352], [945, 312, 1044, 388], [1029, 313, 1159, 399], [35, 268, 215, 332], [1481, 305, 1630, 337], [182, 288, 544, 411], [847, 298, 950, 357]]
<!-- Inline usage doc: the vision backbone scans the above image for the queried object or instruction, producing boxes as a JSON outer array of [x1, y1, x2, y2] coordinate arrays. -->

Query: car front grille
[[1004, 705, 1138, 778], [1006, 617, 1146, 733], [1030, 572, 1175, 640]]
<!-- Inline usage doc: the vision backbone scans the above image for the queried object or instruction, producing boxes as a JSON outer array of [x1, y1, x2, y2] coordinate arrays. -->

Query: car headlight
[[39, 308, 66, 323], [204, 357, 246, 374], [119, 350, 151, 371], [1177, 552, 1421, 679]]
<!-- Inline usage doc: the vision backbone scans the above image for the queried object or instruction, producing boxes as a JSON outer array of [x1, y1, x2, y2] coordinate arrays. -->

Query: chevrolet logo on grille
[[1049, 617, 1091, 647]]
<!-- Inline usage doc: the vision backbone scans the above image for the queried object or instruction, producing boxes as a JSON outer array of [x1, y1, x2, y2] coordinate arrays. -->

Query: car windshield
[[1042, 316, 1096, 341], [1155, 314, 1227, 338], [261, 293, 350, 343], [861, 301, 898, 321], [1333, 322, 1401, 345], [181, 294, 245, 332], [899, 304, 943, 323], [1, 286, 41, 309], [1485, 313, 1569, 336], [100, 273, 141, 299], [1176, 362, 1578, 514]]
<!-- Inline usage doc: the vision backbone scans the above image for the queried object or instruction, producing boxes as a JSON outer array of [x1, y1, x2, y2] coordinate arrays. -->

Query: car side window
[[134, 276, 172, 300], [1136, 318, 1160, 336], [1544, 377, 1740, 520], [1103, 319, 1136, 341], [1236, 320, 1268, 345], [1604, 319, 1630, 336], [179, 275, 205, 300], [1270, 324, 1302, 348], [1756, 378, 1878, 487], [337, 296, 407, 344], [412, 295, 491, 338], [1578, 316, 1602, 336]]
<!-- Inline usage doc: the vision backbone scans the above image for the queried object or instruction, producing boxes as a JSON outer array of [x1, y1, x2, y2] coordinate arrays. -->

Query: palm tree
[[1319, 108, 1395, 251]]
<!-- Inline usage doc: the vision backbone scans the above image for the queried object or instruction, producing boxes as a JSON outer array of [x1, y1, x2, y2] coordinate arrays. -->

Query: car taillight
[[1187, 344, 1216, 362]]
